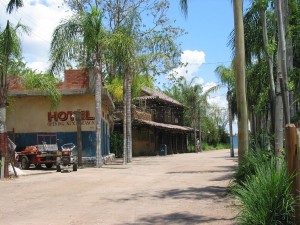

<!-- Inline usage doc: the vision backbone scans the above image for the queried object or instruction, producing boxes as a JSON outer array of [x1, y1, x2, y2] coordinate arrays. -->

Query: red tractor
[[56, 143, 78, 172], [16, 134, 58, 170]]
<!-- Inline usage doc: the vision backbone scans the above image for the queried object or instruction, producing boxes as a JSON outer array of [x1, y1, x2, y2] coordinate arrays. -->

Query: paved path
[[0, 149, 238, 225]]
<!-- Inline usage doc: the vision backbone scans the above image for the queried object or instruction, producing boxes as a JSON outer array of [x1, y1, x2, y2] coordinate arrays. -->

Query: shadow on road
[[106, 185, 229, 203], [155, 186, 228, 201], [119, 212, 234, 225]]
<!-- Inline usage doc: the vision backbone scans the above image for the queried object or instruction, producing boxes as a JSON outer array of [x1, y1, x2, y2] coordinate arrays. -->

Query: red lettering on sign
[[48, 110, 95, 122], [58, 111, 67, 121], [48, 112, 57, 122], [86, 110, 95, 120]]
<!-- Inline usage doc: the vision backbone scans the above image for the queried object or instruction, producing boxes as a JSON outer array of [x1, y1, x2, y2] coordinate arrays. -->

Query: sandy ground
[[0, 149, 238, 225]]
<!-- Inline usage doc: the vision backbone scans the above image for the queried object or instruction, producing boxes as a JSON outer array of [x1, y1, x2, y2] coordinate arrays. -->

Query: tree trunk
[[95, 64, 103, 168], [276, 0, 290, 124], [193, 113, 197, 152], [0, 106, 8, 177], [126, 70, 132, 163], [228, 89, 234, 157], [275, 76, 284, 156], [123, 72, 128, 164], [260, 8, 276, 132], [233, 0, 249, 164], [198, 101, 202, 152], [274, 29, 284, 157]]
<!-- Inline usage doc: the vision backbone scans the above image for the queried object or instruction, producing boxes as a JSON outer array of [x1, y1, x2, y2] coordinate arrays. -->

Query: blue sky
[[0, 0, 240, 131], [160, 0, 235, 108]]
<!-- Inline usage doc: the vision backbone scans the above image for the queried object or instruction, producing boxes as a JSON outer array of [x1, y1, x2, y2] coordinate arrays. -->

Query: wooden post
[[286, 124, 297, 194], [295, 128, 300, 224], [285, 124, 300, 224], [75, 110, 82, 167]]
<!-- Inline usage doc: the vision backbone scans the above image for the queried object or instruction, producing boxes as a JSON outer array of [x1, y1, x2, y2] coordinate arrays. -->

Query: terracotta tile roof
[[133, 119, 193, 132]]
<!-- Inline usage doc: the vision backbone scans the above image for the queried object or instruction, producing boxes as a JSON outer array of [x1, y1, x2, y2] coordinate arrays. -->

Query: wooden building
[[114, 87, 193, 156]]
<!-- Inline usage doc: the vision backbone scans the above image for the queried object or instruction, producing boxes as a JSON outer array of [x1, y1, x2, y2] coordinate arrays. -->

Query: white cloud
[[172, 50, 205, 81], [203, 82, 217, 93], [1, 0, 71, 72], [208, 95, 227, 109]]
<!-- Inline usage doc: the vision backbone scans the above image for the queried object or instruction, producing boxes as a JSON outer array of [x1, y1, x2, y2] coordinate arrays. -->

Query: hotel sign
[[47, 110, 95, 127]]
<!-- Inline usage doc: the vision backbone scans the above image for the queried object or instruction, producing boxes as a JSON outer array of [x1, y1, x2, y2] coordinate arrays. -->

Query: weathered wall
[[6, 94, 111, 157], [132, 128, 156, 156]]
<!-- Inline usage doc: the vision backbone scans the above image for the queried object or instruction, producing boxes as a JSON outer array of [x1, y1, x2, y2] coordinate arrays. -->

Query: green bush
[[230, 150, 271, 188], [232, 159, 295, 225]]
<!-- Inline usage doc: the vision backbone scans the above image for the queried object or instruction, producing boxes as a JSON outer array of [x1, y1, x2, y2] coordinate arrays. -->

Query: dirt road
[[0, 149, 238, 225]]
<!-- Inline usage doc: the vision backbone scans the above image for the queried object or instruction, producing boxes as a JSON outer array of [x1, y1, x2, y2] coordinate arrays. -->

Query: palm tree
[[275, 0, 290, 124], [49, 8, 107, 168], [198, 85, 219, 152], [233, 0, 249, 163], [177, 76, 202, 152], [180, 0, 249, 162], [104, 24, 139, 163], [215, 64, 235, 157], [6, 0, 23, 13], [0, 21, 25, 177]]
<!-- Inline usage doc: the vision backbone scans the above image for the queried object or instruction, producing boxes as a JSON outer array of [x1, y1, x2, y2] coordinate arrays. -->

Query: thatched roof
[[135, 87, 183, 107], [133, 119, 193, 132]]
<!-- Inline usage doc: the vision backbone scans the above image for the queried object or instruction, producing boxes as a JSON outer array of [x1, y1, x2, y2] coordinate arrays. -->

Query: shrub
[[230, 150, 271, 188], [232, 159, 295, 225]]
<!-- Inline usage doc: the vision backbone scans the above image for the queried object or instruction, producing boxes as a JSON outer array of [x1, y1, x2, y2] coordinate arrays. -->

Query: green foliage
[[110, 133, 123, 158], [106, 74, 154, 103], [22, 71, 61, 108], [105, 77, 123, 102], [201, 142, 230, 151], [218, 125, 229, 143], [0, 159, 2, 168], [232, 159, 295, 225], [202, 118, 220, 146], [231, 150, 271, 188]]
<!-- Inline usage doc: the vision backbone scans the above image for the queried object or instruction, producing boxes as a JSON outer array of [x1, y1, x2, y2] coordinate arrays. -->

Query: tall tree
[[254, 0, 276, 131], [179, 0, 249, 160], [49, 8, 107, 167], [215, 64, 235, 157], [176, 76, 202, 151], [276, 0, 290, 124], [198, 85, 219, 151], [0, 21, 26, 177], [65, 0, 183, 161], [106, 26, 138, 163], [233, 0, 249, 163]]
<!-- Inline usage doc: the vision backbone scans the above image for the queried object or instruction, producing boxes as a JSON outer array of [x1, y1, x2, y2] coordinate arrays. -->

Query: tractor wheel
[[21, 156, 30, 170], [56, 165, 61, 172], [35, 164, 42, 169], [73, 163, 78, 171], [45, 163, 53, 169]]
